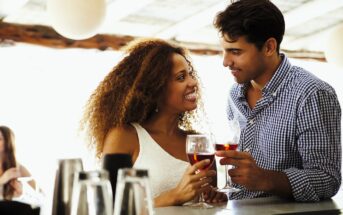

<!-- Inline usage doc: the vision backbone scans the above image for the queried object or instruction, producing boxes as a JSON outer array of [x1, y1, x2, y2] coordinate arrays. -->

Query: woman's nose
[[188, 76, 197, 87]]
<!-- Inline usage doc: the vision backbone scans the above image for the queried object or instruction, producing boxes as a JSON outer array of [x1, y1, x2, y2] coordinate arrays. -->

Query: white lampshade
[[47, 0, 106, 40], [0, 0, 28, 17], [324, 24, 343, 68]]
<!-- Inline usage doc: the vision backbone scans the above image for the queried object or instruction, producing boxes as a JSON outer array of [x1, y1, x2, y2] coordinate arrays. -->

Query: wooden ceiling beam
[[0, 21, 325, 61], [0, 21, 221, 55], [0, 21, 134, 51]]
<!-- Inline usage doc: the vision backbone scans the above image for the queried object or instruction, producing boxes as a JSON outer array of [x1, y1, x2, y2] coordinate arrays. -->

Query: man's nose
[[223, 53, 233, 67]]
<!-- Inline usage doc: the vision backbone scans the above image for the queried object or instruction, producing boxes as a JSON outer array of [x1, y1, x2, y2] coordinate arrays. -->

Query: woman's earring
[[155, 107, 159, 113]]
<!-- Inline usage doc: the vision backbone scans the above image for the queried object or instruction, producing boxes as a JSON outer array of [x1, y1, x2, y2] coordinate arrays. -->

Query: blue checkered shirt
[[228, 54, 341, 201]]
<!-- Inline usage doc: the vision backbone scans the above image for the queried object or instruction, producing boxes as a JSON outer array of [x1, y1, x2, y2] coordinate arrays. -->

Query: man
[[214, 0, 341, 202]]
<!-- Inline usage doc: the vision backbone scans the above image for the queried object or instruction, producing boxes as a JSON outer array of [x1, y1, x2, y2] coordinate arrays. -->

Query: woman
[[81, 38, 227, 206], [0, 126, 36, 200]]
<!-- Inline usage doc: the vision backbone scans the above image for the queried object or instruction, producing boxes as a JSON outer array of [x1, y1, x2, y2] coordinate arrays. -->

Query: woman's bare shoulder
[[102, 125, 138, 154], [18, 164, 31, 177]]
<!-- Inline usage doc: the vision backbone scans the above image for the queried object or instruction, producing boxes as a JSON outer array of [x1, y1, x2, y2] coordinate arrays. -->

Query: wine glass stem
[[199, 192, 206, 203], [225, 164, 230, 187]]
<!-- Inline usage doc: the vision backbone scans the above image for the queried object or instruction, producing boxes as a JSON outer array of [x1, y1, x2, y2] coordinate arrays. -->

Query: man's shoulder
[[288, 66, 335, 95]]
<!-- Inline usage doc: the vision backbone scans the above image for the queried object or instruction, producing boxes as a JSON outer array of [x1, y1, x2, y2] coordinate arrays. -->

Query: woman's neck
[[143, 112, 181, 136]]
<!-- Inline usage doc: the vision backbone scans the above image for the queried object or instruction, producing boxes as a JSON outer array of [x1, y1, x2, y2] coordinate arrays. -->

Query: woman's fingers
[[187, 159, 211, 174], [203, 187, 217, 202]]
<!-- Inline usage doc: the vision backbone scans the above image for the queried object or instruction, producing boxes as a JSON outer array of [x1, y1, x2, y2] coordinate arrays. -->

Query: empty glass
[[71, 170, 113, 215], [52, 158, 83, 215], [114, 168, 154, 215]]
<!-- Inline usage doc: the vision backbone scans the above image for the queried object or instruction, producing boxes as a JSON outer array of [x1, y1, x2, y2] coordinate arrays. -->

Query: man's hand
[[215, 150, 292, 198]]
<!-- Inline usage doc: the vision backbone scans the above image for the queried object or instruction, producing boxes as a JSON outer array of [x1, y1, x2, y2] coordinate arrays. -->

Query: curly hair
[[0, 125, 17, 200], [81, 38, 205, 158]]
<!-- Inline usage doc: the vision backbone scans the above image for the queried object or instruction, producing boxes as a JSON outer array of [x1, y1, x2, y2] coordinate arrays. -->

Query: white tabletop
[[155, 189, 343, 215]]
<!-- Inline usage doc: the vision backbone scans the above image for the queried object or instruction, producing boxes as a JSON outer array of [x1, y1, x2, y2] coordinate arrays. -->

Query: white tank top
[[131, 123, 190, 198]]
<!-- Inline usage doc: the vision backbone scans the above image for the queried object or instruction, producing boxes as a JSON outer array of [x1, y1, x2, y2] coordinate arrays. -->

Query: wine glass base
[[185, 202, 213, 209], [218, 186, 241, 193]]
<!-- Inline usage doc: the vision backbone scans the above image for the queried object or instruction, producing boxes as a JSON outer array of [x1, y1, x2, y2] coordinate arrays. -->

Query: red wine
[[215, 143, 238, 151], [187, 153, 214, 170]]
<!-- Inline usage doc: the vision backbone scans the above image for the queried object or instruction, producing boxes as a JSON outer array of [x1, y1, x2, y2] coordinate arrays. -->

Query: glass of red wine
[[186, 134, 215, 209], [215, 119, 241, 193]]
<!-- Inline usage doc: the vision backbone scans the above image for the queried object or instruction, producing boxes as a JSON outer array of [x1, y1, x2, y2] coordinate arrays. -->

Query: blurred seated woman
[[81, 38, 227, 207], [0, 126, 36, 200]]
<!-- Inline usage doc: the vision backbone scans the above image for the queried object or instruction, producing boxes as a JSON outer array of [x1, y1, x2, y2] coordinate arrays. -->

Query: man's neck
[[250, 54, 282, 91]]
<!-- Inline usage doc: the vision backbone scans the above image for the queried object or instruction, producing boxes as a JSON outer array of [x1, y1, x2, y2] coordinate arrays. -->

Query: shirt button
[[249, 119, 255, 125]]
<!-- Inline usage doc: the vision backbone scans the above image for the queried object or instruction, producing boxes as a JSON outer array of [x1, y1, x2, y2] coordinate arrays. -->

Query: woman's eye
[[177, 74, 185, 80]]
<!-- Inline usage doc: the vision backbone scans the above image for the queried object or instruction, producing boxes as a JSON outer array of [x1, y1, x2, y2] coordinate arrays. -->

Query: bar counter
[[155, 189, 343, 215]]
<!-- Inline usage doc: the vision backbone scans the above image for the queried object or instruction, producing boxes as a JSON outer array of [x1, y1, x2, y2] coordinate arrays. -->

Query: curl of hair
[[81, 38, 206, 158], [0, 125, 17, 200]]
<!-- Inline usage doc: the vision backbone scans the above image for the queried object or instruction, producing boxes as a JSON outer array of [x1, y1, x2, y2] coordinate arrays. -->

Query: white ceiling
[[2, 0, 343, 53]]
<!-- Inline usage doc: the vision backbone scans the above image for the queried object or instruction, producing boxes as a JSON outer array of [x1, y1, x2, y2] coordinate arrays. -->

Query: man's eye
[[232, 50, 240, 55]]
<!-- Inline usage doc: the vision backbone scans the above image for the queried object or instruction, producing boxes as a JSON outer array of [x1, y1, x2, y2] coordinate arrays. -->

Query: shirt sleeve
[[283, 89, 341, 201]]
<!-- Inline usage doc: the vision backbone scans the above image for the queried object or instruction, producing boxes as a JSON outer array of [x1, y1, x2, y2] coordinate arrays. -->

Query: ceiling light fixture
[[47, 0, 106, 40]]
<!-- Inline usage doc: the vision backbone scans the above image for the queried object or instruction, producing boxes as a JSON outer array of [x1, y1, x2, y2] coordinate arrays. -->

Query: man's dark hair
[[214, 0, 285, 53]]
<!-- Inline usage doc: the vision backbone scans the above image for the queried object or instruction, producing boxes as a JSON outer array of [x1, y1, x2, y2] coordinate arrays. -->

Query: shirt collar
[[262, 53, 291, 96], [236, 53, 291, 99]]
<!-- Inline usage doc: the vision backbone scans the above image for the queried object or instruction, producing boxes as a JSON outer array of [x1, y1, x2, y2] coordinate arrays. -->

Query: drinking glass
[[215, 119, 241, 193], [52, 158, 83, 215], [101, 153, 132, 205], [70, 170, 113, 215], [186, 134, 215, 209], [114, 168, 154, 215]]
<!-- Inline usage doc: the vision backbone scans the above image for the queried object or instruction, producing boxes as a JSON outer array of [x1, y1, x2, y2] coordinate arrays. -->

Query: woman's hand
[[154, 159, 216, 207], [0, 167, 21, 185], [203, 186, 228, 203], [10, 180, 23, 197]]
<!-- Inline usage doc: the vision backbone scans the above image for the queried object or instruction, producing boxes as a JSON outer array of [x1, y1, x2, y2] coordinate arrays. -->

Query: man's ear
[[263, 37, 277, 56]]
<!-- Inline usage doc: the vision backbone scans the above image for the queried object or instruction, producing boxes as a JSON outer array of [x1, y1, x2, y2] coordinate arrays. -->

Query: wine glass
[[215, 119, 241, 193], [186, 134, 215, 209]]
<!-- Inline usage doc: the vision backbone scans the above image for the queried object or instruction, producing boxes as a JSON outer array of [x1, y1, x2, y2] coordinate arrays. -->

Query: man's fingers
[[216, 150, 250, 159], [219, 154, 252, 166]]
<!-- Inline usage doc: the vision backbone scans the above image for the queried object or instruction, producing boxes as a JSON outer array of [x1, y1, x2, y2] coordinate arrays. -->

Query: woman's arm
[[19, 165, 36, 189], [102, 125, 139, 162], [0, 167, 20, 185]]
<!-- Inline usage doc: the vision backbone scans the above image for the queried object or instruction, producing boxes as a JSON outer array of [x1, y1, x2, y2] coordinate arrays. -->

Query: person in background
[[213, 0, 341, 202], [81, 38, 227, 207], [0, 125, 36, 200]]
